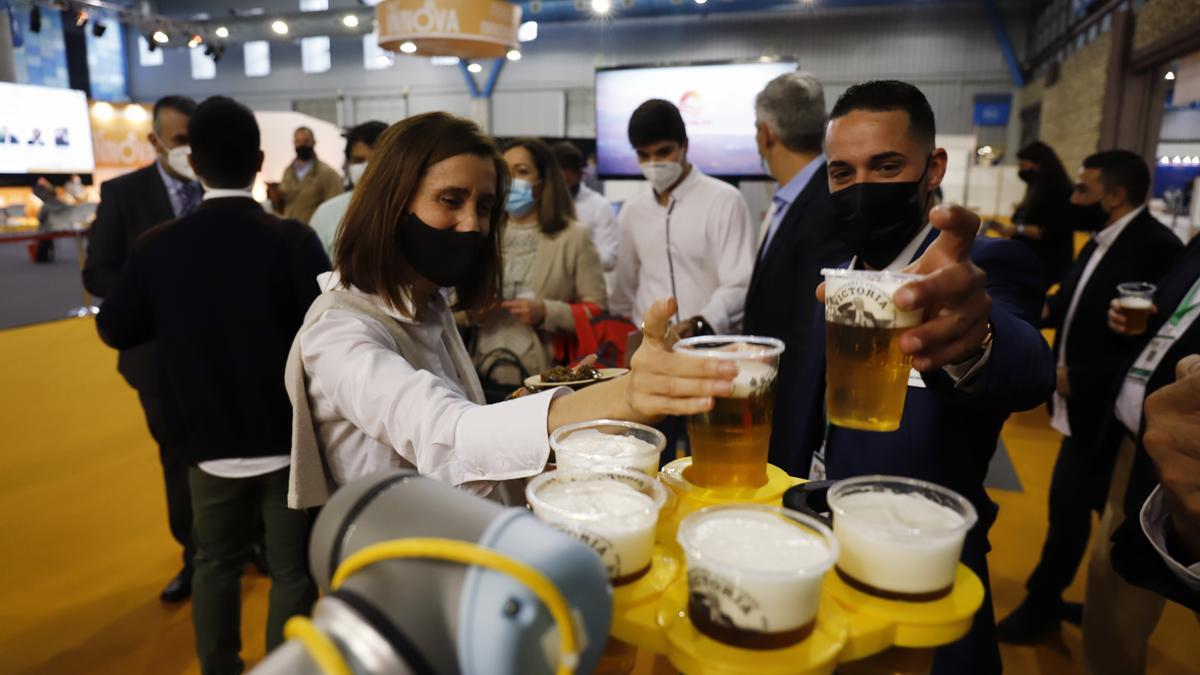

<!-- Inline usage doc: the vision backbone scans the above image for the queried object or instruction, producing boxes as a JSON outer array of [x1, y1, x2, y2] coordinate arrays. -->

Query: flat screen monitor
[[0, 82, 96, 179], [595, 60, 798, 179]]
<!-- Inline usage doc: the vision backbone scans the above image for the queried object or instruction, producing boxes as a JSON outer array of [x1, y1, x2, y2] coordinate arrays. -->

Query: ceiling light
[[153, 30, 169, 44], [123, 105, 147, 123], [1165, 71, 1176, 80], [1172, 156, 1182, 164], [188, 34, 202, 49], [271, 20, 289, 35], [91, 22, 106, 37], [343, 14, 359, 28], [215, 26, 229, 38], [591, 0, 612, 14], [91, 102, 114, 120], [376, 54, 392, 66], [467, 62, 483, 73], [399, 41, 417, 53], [518, 21, 538, 42], [506, 49, 521, 61], [695, 0, 708, 4], [1161, 156, 1170, 164]]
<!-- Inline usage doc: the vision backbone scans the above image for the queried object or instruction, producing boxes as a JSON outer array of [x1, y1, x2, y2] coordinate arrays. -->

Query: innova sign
[[376, 0, 522, 59]]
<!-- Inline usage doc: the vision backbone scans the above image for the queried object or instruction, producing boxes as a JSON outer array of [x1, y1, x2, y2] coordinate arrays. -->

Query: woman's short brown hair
[[503, 137, 576, 235], [334, 112, 507, 317]]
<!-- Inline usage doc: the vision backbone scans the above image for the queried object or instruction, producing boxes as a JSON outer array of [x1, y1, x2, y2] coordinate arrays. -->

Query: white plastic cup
[[827, 475, 977, 598], [550, 420, 665, 476], [676, 505, 838, 648], [526, 469, 667, 583], [1116, 282, 1156, 334]]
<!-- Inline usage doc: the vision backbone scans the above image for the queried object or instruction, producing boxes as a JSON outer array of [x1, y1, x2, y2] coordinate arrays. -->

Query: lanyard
[[1169, 280, 1200, 328]]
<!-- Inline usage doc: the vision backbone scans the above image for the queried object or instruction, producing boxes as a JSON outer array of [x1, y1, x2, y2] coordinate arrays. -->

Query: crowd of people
[[81, 74, 1199, 675]]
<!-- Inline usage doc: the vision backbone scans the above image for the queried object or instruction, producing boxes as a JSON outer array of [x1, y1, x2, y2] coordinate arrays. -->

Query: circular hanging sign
[[376, 0, 521, 59]]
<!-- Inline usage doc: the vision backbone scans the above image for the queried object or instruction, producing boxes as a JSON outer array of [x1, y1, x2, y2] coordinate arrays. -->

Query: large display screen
[[0, 82, 96, 176], [595, 60, 798, 178]]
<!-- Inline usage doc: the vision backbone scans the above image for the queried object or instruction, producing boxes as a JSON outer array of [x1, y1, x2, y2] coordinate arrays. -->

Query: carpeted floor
[[0, 235, 96, 330], [0, 318, 1196, 674]]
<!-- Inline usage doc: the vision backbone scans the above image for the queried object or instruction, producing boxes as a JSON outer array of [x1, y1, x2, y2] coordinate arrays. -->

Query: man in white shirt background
[[610, 98, 755, 339], [310, 120, 388, 260], [999, 150, 1183, 644], [552, 141, 619, 295]]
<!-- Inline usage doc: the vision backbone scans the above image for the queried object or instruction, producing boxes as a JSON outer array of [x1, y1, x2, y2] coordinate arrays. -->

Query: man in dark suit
[[96, 96, 328, 675], [1079, 233, 1200, 674], [743, 71, 850, 470], [82, 95, 202, 603], [776, 80, 1056, 674], [998, 150, 1183, 643]]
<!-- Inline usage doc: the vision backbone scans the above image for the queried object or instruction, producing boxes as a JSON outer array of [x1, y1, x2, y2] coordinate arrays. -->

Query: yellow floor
[[1, 318, 1197, 674]]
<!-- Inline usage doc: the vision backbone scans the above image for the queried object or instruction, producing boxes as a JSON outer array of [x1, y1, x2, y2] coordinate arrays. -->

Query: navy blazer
[[773, 230, 1056, 524]]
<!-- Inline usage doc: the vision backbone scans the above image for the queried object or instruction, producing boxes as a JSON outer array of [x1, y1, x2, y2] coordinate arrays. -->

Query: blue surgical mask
[[506, 178, 536, 217]]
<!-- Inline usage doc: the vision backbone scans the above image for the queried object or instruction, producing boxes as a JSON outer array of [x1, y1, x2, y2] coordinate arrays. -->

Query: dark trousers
[[138, 391, 194, 567], [189, 466, 317, 675], [1026, 433, 1096, 601], [932, 526, 1002, 675], [655, 415, 690, 468]]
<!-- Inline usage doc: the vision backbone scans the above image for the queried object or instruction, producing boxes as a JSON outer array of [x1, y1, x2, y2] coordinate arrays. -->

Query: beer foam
[[832, 490, 967, 594], [536, 478, 656, 519], [1119, 297, 1153, 309], [730, 360, 777, 399], [688, 510, 832, 574], [555, 430, 660, 476]]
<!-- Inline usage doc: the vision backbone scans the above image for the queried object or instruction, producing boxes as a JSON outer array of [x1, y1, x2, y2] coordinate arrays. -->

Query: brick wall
[[1038, 31, 1114, 173], [1133, 0, 1200, 51]]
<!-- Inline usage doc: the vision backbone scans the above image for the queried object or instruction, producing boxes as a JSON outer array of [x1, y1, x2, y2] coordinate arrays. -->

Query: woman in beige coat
[[466, 137, 607, 385]]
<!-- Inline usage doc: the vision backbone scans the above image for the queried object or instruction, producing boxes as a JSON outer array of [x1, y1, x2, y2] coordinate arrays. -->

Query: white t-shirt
[[573, 184, 618, 272], [610, 167, 755, 334]]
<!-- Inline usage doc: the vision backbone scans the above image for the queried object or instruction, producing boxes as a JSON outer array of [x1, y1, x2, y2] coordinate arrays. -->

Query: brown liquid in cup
[[835, 566, 953, 602], [687, 596, 815, 650]]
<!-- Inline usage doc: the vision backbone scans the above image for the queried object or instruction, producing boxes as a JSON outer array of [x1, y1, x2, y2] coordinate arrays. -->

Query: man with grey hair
[[743, 71, 849, 469]]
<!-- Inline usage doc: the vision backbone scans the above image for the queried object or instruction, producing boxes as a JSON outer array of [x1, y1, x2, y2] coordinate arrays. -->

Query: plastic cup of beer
[[821, 268, 926, 432], [673, 336, 785, 489], [1117, 282, 1156, 335], [827, 475, 977, 599], [676, 504, 839, 650], [550, 419, 665, 476], [526, 468, 668, 585]]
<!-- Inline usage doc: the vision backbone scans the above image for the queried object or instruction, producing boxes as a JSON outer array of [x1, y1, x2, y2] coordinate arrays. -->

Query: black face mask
[[1073, 200, 1110, 232], [295, 145, 315, 161], [1017, 169, 1039, 184], [396, 212, 487, 288], [830, 161, 931, 270]]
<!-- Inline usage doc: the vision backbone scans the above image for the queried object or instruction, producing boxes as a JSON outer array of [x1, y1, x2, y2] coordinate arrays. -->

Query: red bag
[[553, 303, 638, 368]]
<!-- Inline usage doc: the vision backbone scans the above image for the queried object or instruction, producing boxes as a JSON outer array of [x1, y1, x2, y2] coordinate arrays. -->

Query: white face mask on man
[[165, 144, 197, 182], [347, 161, 368, 187], [639, 160, 683, 194]]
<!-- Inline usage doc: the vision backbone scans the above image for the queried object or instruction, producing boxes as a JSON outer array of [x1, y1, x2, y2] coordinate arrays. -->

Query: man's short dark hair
[[188, 96, 261, 189], [830, 80, 936, 151], [295, 126, 314, 138], [627, 99, 688, 149], [551, 141, 585, 172], [1082, 149, 1151, 205], [152, 95, 197, 131], [345, 120, 388, 159]]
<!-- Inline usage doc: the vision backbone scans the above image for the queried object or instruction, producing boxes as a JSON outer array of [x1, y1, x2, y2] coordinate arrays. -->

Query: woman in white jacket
[[287, 112, 736, 507]]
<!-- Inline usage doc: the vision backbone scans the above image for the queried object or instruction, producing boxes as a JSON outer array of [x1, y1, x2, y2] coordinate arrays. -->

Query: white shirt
[[309, 191, 352, 260], [1141, 485, 1200, 593], [1051, 205, 1145, 436], [573, 184, 619, 272], [197, 186, 292, 479], [299, 272, 558, 495], [611, 167, 755, 334]]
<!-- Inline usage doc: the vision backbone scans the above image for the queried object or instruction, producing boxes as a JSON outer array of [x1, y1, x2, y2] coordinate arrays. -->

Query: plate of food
[[525, 361, 629, 391]]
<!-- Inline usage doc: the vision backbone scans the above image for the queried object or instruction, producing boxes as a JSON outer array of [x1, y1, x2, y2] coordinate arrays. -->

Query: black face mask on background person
[[1017, 168, 1039, 184], [830, 160, 932, 270], [296, 145, 315, 161], [1072, 199, 1111, 232], [395, 212, 487, 288]]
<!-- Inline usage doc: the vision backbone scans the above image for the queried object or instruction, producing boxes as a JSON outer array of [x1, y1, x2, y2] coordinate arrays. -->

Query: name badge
[[808, 444, 827, 481], [1128, 336, 1174, 384], [908, 368, 927, 389]]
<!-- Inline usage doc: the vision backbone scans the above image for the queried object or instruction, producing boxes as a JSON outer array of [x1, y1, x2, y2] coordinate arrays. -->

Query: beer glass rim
[[1116, 281, 1156, 295], [550, 419, 667, 457], [677, 504, 840, 580], [821, 267, 925, 283], [827, 475, 978, 539], [673, 335, 786, 359], [525, 468, 668, 522]]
